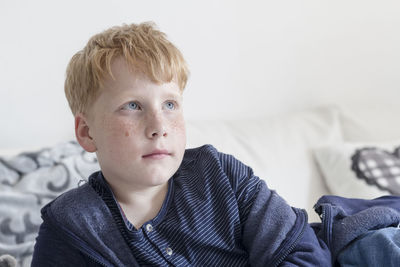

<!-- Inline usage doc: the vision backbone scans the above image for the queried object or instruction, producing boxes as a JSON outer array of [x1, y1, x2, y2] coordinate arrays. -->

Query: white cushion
[[186, 106, 343, 220]]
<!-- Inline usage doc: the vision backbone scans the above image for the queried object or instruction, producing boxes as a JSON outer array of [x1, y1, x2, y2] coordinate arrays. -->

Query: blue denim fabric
[[338, 227, 400, 267]]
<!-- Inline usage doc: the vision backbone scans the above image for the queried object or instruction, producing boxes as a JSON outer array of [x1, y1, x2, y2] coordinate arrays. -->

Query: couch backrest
[[186, 106, 343, 217]]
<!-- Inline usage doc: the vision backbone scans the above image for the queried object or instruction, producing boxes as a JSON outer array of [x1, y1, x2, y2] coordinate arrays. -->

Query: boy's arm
[[241, 180, 331, 267], [218, 151, 331, 266]]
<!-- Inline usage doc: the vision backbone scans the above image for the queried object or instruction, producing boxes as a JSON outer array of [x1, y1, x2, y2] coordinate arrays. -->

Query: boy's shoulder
[[41, 173, 104, 219], [182, 144, 258, 192], [181, 144, 219, 169], [183, 144, 217, 159], [183, 144, 242, 168]]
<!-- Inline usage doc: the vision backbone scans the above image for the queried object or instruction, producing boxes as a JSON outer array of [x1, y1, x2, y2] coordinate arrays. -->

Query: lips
[[142, 149, 171, 159]]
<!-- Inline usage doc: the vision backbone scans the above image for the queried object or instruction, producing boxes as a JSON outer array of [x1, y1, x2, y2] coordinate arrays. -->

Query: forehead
[[100, 57, 182, 95], [95, 58, 181, 104]]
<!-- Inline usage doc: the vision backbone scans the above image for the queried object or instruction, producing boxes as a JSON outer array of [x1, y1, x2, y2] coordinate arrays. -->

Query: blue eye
[[123, 102, 140, 110], [129, 102, 138, 109], [165, 101, 175, 110]]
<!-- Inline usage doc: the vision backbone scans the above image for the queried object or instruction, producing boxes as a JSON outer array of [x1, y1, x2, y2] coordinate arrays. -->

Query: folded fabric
[[337, 227, 400, 267], [313, 195, 400, 265]]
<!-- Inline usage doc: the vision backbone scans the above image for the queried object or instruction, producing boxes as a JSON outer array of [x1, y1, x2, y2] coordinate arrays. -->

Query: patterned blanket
[[0, 141, 99, 266]]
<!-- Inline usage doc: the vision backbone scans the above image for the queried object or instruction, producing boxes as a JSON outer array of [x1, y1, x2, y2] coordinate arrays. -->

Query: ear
[[75, 113, 97, 152]]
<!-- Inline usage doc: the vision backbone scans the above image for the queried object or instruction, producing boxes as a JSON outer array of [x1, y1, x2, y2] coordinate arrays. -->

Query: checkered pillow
[[314, 141, 400, 199], [351, 147, 400, 195]]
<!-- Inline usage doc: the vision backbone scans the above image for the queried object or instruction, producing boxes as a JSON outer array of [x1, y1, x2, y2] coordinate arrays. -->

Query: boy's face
[[76, 57, 186, 191]]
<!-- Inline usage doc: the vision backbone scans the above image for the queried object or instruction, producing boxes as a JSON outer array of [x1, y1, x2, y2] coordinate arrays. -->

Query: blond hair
[[65, 22, 189, 115]]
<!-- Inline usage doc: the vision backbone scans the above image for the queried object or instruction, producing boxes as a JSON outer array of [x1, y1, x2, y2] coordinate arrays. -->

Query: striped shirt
[[91, 144, 261, 266]]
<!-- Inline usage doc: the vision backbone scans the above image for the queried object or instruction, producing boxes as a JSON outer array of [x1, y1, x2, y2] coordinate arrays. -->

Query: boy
[[32, 22, 330, 266]]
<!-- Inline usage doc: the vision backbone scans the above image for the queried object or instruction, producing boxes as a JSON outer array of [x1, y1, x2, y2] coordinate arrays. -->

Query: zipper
[[322, 204, 332, 250], [316, 203, 332, 250], [270, 208, 308, 267], [44, 208, 112, 267]]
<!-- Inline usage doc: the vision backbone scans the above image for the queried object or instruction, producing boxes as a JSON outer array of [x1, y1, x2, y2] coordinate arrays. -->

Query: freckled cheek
[[120, 123, 139, 139], [169, 117, 186, 138], [102, 118, 139, 141]]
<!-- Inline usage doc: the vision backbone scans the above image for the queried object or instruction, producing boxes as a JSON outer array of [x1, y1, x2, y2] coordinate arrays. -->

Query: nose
[[146, 112, 167, 139]]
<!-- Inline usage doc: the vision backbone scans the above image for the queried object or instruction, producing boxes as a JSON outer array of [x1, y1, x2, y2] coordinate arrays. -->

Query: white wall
[[1, 0, 400, 150]]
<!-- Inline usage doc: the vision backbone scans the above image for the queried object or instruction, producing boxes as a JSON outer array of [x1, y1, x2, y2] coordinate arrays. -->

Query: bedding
[[0, 254, 17, 267], [313, 195, 400, 266], [0, 142, 99, 267]]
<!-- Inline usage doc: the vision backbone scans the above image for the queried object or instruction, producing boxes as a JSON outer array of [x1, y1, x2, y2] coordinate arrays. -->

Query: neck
[[117, 182, 169, 207], [106, 178, 169, 229]]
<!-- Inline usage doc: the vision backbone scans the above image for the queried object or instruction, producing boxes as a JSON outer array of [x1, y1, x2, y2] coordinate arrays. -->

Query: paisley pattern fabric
[[0, 141, 99, 267]]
